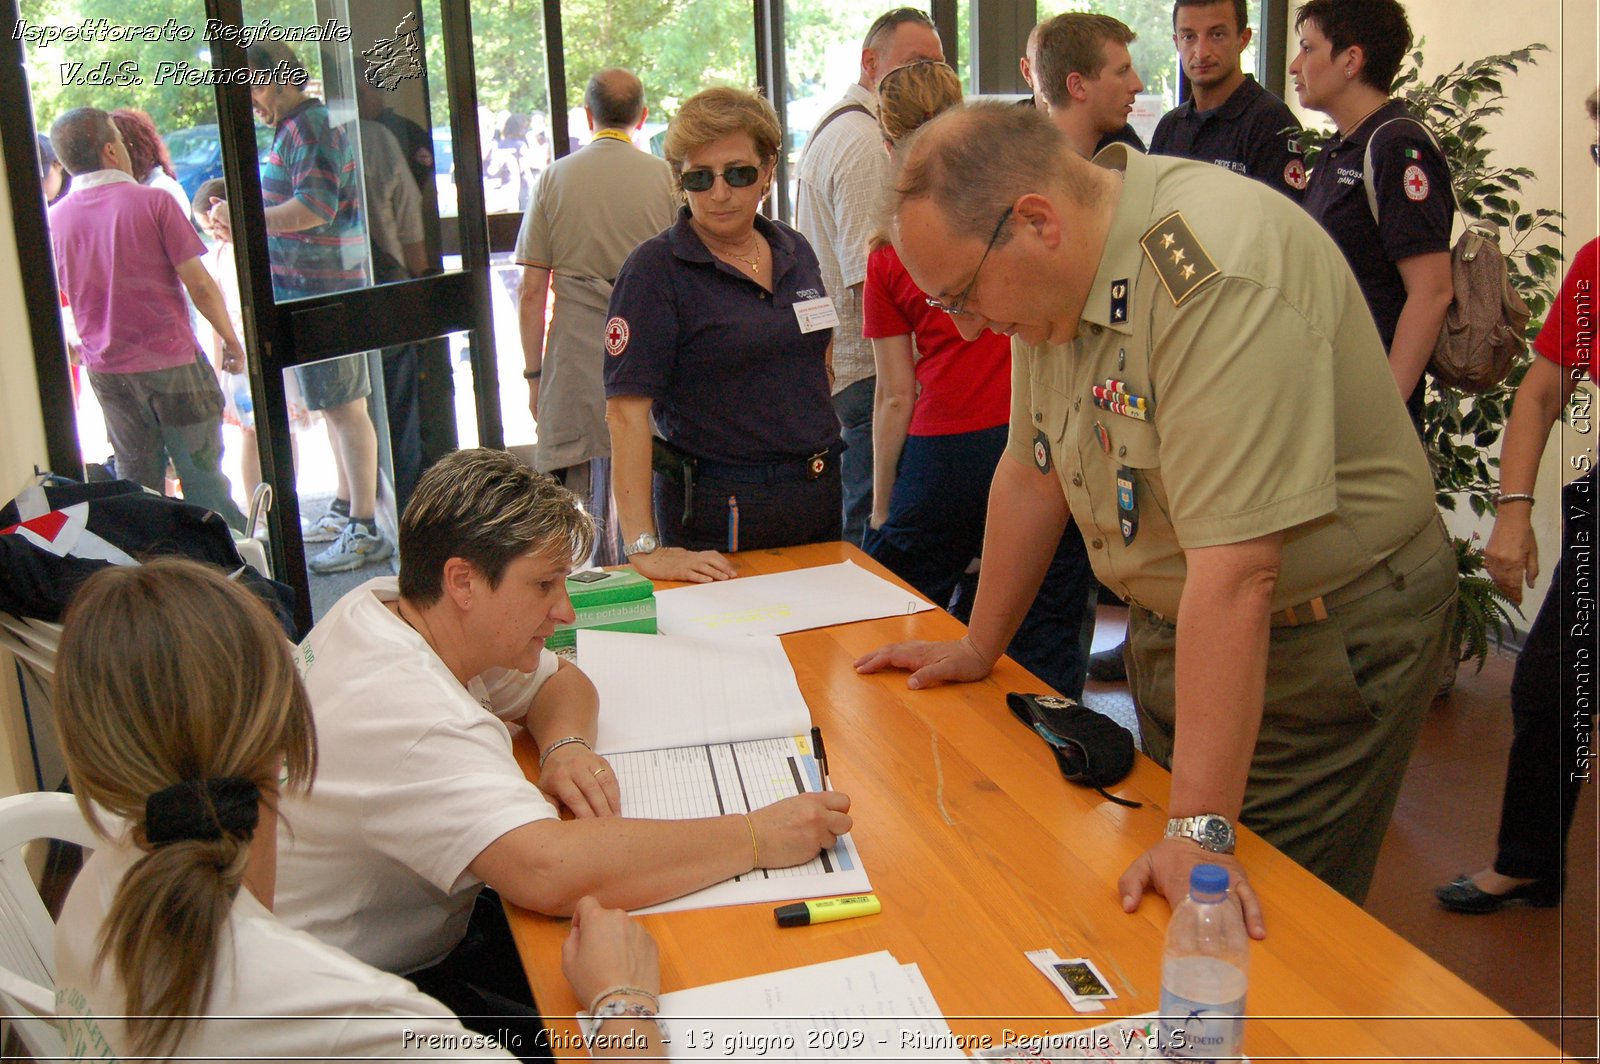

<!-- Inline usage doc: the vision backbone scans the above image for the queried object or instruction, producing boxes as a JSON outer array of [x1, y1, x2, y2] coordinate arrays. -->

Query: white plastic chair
[[0, 791, 98, 1063]]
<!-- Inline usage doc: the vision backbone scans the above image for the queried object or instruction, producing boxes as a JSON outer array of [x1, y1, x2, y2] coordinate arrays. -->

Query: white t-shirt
[[55, 840, 516, 1061], [275, 577, 561, 974]]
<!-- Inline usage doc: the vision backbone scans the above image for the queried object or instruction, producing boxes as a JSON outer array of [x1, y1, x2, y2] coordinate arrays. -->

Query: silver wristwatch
[[624, 531, 660, 557], [1165, 813, 1237, 854]]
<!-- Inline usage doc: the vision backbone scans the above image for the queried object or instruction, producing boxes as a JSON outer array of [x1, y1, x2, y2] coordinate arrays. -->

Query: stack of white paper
[[583, 952, 957, 1061], [654, 561, 934, 639]]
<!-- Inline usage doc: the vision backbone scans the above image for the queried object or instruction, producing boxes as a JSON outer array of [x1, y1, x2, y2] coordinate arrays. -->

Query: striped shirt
[[262, 98, 367, 298]]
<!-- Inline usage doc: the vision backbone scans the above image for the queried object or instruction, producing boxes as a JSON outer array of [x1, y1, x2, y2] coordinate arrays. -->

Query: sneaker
[[303, 508, 350, 543], [1087, 642, 1128, 682], [308, 523, 393, 574]]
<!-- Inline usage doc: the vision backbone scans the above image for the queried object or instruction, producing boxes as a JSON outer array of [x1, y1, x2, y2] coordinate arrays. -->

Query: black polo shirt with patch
[[1150, 76, 1306, 201]]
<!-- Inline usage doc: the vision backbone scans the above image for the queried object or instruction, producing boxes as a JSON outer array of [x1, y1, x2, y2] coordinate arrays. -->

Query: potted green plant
[[1300, 43, 1565, 674]]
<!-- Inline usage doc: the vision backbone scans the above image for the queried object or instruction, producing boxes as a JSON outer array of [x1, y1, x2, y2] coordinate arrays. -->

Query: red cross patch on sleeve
[[604, 316, 630, 356], [1402, 164, 1430, 202]]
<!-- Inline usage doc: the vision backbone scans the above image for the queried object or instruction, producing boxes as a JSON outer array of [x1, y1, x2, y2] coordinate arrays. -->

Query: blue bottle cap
[[1191, 863, 1229, 895]]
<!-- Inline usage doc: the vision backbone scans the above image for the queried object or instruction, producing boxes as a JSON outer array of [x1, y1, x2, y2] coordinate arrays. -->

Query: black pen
[[811, 725, 829, 787]]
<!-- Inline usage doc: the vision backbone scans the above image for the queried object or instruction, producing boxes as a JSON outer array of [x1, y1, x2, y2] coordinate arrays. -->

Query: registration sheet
[[654, 560, 934, 639], [580, 951, 955, 1060]]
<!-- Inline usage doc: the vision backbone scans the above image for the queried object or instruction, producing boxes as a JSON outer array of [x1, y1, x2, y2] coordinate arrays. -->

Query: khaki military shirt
[[1007, 144, 1437, 619]]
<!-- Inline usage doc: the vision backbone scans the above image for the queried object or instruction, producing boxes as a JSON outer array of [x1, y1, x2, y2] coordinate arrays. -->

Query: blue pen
[[728, 495, 739, 553]]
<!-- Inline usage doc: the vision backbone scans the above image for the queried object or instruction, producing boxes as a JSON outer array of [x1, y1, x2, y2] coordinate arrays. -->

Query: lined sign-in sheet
[[613, 735, 870, 915]]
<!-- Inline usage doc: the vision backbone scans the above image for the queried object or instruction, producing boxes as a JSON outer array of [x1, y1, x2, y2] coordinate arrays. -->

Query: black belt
[[652, 438, 840, 486]]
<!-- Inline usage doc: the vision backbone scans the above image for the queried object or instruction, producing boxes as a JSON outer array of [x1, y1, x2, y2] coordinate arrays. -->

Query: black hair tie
[[145, 778, 261, 846]]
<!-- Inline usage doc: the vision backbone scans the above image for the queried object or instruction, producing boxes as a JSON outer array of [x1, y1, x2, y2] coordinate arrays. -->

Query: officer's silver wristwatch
[[1164, 813, 1236, 854], [625, 531, 660, 557]]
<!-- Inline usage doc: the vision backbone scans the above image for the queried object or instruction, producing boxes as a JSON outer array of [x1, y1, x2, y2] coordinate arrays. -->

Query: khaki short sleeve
[[1005, 339, 1040, 470], [1150, 277, 1339, 547]]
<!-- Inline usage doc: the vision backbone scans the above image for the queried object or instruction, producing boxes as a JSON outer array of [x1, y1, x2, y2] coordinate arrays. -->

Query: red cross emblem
[[1403, 164, 1430, 202], [604, 316, 630, 356], [1284, 158, 1307, 190]]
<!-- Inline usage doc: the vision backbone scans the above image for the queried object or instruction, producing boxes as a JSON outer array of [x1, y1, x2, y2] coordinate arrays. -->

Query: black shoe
[[1434, 875, 1561, 914], [1088, 642, 1127, 682]]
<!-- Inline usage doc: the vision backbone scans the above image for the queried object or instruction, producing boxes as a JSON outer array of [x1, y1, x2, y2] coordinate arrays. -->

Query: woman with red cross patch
[[1291, 0, 1453, 430]]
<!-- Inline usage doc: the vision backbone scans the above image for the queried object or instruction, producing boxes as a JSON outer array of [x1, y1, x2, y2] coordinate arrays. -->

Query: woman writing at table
[[605, 87, 843, 583]]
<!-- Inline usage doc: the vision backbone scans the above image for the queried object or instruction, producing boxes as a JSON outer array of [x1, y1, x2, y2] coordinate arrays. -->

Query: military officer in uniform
[[856, 103, 1456, 931]]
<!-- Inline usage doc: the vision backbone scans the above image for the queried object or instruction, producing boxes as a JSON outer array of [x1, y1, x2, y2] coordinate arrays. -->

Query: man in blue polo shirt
[[1151, 0, 1307, 201]]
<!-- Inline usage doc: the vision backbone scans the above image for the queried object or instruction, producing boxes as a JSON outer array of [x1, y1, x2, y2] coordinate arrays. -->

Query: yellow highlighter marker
[[774, 894, 881, 927]]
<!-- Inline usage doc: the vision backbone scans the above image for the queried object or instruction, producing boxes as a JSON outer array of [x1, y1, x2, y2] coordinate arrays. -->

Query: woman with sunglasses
[[605, 87, 842, 582], [861, 59, 1097, 699], [1435, 89, 1600, 915], [1290, 0, 1452, 431]]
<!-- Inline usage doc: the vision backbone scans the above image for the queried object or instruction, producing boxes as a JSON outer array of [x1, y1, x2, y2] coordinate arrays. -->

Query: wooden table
[[508, 543, 1563, 1061]]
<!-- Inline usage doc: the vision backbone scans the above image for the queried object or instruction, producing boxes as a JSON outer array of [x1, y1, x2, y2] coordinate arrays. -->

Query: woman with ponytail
[[51, 559, 520, 1059]]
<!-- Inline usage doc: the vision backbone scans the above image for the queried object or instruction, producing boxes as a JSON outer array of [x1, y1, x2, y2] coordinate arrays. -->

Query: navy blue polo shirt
[[1096, 124, 1146, 154], [1150, 76, 1307, 201], [604, 207, 840, 464]]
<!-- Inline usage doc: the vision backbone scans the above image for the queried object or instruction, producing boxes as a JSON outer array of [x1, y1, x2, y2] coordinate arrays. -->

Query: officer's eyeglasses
[[925, 206, 1014, 316], [680, 165, 761, 193]]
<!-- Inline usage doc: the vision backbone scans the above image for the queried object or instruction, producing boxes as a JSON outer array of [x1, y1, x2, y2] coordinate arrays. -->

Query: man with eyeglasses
[[858, 103, 1456, 928], [1151, 0, 1307, 201], [795, 7, 945, 547], [1027, 13, 1148, 159]]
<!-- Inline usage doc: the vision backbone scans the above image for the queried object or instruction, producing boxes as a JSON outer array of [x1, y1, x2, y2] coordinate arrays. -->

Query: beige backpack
[[1363, 118, 1531, 393]]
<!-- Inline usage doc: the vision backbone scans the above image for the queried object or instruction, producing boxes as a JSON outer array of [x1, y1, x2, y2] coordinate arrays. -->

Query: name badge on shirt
[[793, 297, 840, 334]]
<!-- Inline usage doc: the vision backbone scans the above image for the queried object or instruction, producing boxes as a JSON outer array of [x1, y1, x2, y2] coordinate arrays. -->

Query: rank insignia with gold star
[[1139, 211, 1219, 306]]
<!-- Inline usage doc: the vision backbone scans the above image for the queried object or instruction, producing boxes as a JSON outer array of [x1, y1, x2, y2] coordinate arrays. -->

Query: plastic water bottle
[[1158, 863, 1249, 1062]]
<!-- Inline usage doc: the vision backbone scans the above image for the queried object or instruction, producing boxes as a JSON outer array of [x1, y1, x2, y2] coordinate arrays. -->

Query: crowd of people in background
[[25, 0, 1595, 1059]]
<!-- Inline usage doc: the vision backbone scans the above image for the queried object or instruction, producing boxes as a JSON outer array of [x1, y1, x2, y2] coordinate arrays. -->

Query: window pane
[[462, 1, 550, 214]]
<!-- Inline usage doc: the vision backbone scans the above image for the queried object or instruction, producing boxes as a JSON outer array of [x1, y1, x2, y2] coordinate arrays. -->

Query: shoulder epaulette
[[1139, 210, 1220, 306]]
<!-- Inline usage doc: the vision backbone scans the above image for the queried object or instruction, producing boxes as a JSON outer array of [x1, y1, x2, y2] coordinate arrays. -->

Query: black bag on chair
[[1007, 692, 1142, 808]]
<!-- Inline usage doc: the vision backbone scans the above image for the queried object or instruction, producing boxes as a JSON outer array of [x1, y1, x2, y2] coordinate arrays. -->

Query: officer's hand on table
[[853, 634, 993, 690], [1483, 512, 1538, 606], [561, 896, 660, 1011], [630, 547, 737, 583], [539, 743, 621, 818], [1118, 837, 1267, 940], [749, 791, 852, 867]]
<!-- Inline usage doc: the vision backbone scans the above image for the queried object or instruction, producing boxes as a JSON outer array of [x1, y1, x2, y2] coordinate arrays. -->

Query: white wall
[[1285, 0, 1600, 624], [0, 132, 52, 799]]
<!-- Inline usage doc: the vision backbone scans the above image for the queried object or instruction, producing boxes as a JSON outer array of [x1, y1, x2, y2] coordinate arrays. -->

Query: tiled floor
[[1083, 605, 1598, 1059]]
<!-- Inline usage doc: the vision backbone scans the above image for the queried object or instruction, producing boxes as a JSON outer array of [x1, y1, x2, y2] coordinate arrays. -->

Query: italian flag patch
[[1403, 147, 1422, 159]]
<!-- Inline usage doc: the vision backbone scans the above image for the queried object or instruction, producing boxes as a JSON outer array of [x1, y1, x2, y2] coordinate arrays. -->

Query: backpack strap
[[1361, 115, 1458, 225], [808, 103, 873, 144]]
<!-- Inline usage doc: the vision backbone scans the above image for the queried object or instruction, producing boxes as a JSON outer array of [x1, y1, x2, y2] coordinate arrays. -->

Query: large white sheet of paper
[[654, 561, 934, 639], [584, 951, 955, 1060], [615, 735, 869, 915], [579, 629, 812, 755]]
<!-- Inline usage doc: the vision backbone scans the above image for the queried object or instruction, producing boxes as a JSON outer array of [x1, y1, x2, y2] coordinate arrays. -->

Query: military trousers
[[1128, 519, 1458, 904]]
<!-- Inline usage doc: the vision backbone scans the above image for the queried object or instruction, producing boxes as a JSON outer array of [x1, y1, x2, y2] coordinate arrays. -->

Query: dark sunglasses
[[680, 164, 761, 193]]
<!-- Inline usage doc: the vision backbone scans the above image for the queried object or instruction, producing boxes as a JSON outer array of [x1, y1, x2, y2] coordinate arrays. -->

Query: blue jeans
[[864, 426, 1097, 700], [833, 377, 874, 547]]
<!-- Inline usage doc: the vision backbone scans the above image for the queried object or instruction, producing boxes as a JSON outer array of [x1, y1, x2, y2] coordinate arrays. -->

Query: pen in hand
[[811, 726, 829, 787]]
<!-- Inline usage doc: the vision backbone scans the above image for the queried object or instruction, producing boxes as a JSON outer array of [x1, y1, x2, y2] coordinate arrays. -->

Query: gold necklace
[[706, 230, 762, 272]]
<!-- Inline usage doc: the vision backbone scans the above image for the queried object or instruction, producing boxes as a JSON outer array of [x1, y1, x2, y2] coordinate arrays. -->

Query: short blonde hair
[[398, 447, 595, 605], [878, 60, 963, 147], [663, 87, 781, 180], [55, 559, 315, 1057]]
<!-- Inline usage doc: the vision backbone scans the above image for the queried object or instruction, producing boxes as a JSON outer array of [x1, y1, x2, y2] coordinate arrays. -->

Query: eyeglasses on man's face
[[680, 164, 761, 193], [925, 205, 1014, 316]]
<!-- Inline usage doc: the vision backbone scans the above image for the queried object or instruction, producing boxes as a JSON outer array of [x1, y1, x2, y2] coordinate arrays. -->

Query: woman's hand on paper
[[540, 744, 621, 818], [853, 634, 993, 690], [750, 791, 852, 868], [630, 546, 737, 583], [562, 896, 660, 1008]]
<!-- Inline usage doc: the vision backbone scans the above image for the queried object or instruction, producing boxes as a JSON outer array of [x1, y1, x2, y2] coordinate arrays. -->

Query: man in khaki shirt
[[515, 68, 679, 564], [858, 103, 1456, 926]]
